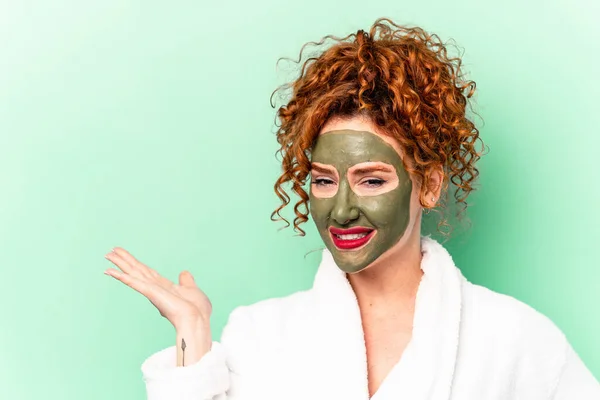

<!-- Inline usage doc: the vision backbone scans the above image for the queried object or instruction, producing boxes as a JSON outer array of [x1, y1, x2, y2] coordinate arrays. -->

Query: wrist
[[175, 319, 212, 366], [175, 315, 209, 333]]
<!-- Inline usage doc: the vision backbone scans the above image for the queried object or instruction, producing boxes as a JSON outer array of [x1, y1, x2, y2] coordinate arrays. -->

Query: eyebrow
[[310, 164, 336, 174], [350, 165, 395, 175]]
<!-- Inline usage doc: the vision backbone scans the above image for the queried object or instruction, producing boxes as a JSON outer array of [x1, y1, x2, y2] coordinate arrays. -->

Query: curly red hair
[[270, 18, 485, 236]]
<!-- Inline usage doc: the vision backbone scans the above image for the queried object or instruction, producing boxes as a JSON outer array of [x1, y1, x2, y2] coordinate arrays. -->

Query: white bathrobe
[[141, 236, 600, 400]]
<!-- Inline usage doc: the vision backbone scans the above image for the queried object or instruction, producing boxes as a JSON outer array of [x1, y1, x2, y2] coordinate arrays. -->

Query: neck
[[347, 230, 424, 314]]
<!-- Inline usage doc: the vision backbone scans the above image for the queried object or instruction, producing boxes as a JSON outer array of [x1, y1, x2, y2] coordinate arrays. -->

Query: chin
[[338, 262, 368, 274], [331, 251, 374, 274]]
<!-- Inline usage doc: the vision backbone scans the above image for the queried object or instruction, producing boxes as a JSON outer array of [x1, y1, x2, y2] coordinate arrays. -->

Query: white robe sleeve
[[551, 343, 600, 399], [140, 306, 257, 400]]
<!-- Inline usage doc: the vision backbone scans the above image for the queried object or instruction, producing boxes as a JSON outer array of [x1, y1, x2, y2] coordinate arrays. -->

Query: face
[[309, 127, 413, 273]]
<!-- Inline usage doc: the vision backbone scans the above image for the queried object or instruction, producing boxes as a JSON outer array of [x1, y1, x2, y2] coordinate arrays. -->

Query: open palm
[[104, 247, 212, 329]]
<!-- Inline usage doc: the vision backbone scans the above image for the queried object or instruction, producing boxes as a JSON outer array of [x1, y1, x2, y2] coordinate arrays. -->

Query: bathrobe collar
[[311, 235, 466, 400]]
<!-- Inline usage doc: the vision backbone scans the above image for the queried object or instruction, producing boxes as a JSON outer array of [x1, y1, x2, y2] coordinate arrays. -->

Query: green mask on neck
[[309, 130, 413, 273]]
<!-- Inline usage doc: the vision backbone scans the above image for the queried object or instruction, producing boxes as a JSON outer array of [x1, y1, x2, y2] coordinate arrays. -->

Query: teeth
[[336, 233, 368, 240]]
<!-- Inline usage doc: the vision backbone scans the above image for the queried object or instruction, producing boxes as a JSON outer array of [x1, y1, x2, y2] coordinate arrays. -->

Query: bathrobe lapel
[[311, 235, 465, 400]]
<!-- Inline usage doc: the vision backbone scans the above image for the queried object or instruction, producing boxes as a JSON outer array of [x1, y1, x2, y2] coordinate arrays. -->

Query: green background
[[1, 0, 598, 398]]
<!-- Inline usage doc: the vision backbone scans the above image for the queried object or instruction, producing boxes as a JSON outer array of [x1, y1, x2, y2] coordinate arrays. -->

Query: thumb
[[178, 270, 196, 287]]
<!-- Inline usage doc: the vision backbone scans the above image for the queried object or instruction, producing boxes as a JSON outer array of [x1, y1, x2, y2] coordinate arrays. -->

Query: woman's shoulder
[[461, 281, 568, 356], [221, 289, 316, 341], [233, 288, 314, 319], [453, 283, 599, 397]]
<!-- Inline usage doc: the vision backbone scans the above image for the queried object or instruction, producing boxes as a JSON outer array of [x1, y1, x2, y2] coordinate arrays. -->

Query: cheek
[[309, 195, 332, 226], [359, 199, 398, 226], [358, 189, 411, 226]]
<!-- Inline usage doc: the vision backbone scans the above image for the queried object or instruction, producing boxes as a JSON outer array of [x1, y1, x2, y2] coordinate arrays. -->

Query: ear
[[421, 164, 444, 208]]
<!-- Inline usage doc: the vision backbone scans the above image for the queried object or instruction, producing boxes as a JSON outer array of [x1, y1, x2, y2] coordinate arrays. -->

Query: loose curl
[[270, 17, 486, 237]]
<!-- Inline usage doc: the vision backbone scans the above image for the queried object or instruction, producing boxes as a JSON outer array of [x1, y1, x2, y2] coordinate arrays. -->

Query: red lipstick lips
[[329, 226, 375, 250]]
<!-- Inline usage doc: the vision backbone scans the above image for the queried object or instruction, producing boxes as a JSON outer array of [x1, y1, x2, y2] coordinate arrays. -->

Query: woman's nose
[[330, 182, 360, 225]]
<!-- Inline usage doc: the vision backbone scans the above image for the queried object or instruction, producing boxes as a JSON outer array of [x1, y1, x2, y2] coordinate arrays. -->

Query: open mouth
[[329, 226, 375, 250]]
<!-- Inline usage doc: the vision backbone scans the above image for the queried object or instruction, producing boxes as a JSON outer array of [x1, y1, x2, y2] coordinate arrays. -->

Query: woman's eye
[[362, 178, 386, 187], [312, 178, 335, 186]]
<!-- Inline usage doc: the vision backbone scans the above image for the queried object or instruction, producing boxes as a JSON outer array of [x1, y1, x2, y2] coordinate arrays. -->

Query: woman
[[104, 18, 600, 399]]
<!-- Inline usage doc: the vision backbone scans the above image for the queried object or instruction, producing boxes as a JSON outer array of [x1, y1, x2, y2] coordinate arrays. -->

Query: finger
[[104, 268, 152, 296], [179, 270, 196, 287], [104, 268, 173, 313], [105, 251, 145, 280], [112, 247, 156, 280], [111, 248, 178, 292]]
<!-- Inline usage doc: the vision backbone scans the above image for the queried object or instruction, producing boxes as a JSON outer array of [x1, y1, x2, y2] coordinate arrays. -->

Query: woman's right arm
[[104, 247, 240, 400]]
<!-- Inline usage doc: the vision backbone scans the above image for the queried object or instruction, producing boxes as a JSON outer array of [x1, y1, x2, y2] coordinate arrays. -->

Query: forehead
[[311, 130, 402, 169]]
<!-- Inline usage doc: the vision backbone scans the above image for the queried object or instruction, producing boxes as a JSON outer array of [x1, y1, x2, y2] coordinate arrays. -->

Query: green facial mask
[[309, 130, 413, 273]]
